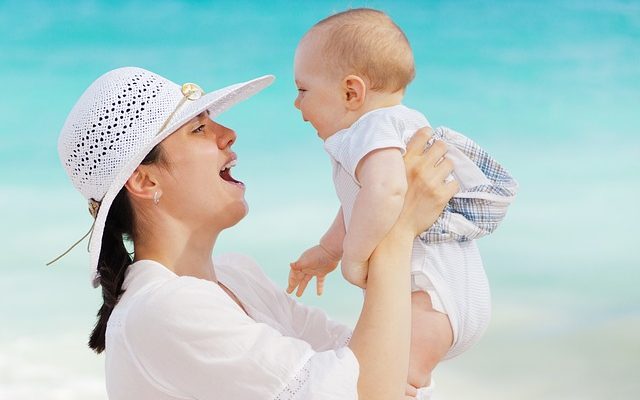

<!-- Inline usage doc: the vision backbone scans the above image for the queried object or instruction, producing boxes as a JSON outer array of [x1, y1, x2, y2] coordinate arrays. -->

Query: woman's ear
[[342, 75, 367, 111], [124, 165, 159, 202]]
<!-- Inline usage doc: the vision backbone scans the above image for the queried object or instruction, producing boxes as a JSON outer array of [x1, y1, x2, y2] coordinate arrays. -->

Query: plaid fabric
[[419, 126, 518, 244]]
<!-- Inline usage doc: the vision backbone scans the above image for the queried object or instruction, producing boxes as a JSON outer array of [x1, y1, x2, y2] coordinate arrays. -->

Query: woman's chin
[[235, 201, 249, 223], [221, 200, 249, 229]]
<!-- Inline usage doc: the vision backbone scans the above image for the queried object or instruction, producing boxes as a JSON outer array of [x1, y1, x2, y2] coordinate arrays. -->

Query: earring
[[153, 191, 161, 205]]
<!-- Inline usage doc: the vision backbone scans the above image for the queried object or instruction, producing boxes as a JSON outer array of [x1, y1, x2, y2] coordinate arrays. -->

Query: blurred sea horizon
[[1, 1, 638, 399]]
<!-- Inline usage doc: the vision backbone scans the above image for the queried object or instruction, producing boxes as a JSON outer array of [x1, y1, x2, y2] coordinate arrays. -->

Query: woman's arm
[[350, 222, 414, 399], [348, 128, 458, 400]]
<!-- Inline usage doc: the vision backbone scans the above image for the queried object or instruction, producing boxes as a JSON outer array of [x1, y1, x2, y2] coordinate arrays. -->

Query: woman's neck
[[133, 217, 219, 282]]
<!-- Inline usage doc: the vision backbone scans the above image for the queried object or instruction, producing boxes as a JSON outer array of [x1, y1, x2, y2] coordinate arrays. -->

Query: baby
[[287, 8, 518, 397]]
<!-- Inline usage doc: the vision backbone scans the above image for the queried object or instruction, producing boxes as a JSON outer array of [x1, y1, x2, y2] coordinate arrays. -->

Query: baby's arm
[[319, 207, 346, 261], [341, 148, 407, 288], [288, 208, 345, 296]]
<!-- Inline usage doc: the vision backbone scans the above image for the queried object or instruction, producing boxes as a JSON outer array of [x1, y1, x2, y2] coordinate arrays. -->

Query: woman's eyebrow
[[189, 113, 206, 128]]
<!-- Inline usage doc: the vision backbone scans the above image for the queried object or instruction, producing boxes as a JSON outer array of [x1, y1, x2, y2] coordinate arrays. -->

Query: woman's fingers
[[411, 137, 456, 189], [433, 156, 455, 183], [405, 129, 452, 184], [398, 127, 461, 236], [421, 139, 448, 168], [445, 175, 460, 197], [405, 126, 433, 158]]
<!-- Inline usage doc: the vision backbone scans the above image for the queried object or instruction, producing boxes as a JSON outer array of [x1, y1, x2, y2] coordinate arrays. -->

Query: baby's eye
[[297, 88, 306, 93]]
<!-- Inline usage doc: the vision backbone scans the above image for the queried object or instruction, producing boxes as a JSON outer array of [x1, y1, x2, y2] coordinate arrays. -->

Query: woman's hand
[[396, 127, 458, 237]]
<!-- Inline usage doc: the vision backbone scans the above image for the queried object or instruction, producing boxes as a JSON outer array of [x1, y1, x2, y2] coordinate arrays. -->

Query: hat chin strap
[[46, 199, 101, 266], [46, 216, 97, 266]]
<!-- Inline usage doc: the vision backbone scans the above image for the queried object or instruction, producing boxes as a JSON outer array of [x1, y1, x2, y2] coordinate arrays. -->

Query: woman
[[53, 67, 457, 399]]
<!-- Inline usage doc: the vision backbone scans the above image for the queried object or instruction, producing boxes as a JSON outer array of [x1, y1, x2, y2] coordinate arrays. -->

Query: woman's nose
[[216, 123, 236, 149]]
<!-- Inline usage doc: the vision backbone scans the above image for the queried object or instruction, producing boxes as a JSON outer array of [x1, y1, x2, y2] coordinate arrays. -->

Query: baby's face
[[293, 34, 348, 140]]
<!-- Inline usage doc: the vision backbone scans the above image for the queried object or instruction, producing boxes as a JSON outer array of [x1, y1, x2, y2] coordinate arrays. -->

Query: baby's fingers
[[287, 267, 302, 294], [290, 260, 302, 271], [316, 275, 325, 296], [295, 274, 313, 297]]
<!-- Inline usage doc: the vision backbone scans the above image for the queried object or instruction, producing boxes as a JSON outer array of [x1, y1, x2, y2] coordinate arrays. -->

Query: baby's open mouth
[[219, 160, 243, 185]]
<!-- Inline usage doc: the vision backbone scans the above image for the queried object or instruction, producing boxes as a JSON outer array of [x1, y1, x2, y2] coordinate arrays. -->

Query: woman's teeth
[[220, 160, 237, 171], [219, 160, 242, 184]]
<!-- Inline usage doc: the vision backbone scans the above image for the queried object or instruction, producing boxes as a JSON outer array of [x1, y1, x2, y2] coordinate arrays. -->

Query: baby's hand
[[287, 245, 340, 297]]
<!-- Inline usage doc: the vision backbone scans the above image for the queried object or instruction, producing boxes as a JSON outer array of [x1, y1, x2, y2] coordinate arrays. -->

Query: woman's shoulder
[[215, 252, 263, 274], [214, 253, 290, 310], [121, 265, 246, 334], [214, 252, 274, 289]]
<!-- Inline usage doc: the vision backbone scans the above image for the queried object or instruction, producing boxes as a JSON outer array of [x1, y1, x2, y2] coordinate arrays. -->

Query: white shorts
[[410, 238, 491, 359]]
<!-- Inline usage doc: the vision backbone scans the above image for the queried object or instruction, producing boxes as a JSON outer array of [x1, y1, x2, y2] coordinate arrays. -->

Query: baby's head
[[294, 8, 415, 139]]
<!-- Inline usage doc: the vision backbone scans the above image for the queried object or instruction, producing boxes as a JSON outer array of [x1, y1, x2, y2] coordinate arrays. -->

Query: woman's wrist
[[386, 220, 417, 248], [369, 233, 413, 279]]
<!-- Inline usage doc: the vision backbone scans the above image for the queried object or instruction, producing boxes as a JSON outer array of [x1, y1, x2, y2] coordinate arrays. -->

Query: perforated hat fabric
[[58, 67, 274, 287]]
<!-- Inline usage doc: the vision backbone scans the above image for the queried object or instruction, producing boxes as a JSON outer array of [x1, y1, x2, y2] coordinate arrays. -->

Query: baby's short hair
[[309, 8, 415, 93]]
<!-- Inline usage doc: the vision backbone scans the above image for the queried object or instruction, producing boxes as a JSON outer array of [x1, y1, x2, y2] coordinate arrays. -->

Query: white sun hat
[[54, 67, 274, 287]]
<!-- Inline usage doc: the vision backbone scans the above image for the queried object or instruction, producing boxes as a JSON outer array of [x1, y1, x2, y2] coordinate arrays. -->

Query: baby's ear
[[342, 75, 366, 110]]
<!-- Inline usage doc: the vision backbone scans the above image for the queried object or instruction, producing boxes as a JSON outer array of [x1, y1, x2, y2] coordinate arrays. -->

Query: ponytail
[[88, 144, 166, 353], [88, 187, 133, 353]]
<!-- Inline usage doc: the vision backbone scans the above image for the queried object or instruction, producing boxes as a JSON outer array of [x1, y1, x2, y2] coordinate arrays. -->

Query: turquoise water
[[1, 0, 639, 398]]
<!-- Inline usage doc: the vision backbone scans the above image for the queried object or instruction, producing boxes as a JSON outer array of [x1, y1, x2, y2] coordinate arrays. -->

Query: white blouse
[[104, 253, 358, 400]]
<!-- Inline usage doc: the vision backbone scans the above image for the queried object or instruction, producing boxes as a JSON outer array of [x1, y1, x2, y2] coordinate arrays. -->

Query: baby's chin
[[318, 131, 331, 141], [318, 129, 341, 141]]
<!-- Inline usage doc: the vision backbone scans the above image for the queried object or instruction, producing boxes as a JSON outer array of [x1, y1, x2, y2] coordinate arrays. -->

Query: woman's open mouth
[[219, 160, 244, 186]]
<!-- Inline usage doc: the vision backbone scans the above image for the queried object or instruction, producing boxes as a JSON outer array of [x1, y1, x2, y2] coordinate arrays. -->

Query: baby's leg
[[408, 291, 453, 389]]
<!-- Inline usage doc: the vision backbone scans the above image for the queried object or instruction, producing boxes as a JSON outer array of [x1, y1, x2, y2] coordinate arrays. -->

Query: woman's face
[[157, 111, 248, 232]]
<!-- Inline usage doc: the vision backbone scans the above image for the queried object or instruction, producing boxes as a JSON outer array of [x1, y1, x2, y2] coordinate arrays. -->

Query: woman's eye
[[193, 124, 205, 133]]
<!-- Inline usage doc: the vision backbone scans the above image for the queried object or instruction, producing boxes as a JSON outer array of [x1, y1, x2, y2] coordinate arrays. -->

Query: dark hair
[[88, 144, 167, 353]]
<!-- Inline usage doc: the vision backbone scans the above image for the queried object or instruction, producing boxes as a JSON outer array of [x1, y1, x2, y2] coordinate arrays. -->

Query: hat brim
[[88, 75, 274, 287]]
